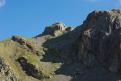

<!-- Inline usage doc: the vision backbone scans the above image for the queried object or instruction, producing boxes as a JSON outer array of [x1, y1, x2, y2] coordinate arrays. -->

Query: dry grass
[[0, 38, 62, 81]]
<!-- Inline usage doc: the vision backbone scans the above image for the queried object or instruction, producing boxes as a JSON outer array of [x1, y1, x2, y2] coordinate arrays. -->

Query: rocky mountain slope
[[1, 9, 121, 81]]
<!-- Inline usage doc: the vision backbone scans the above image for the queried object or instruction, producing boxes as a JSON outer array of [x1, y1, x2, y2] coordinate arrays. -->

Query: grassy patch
[[0, 36, 62, 81]]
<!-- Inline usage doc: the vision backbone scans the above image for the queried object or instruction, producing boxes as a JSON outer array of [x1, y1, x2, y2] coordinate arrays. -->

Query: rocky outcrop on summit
[[41, 22, 74, 37], [78, 9, 121, 72]]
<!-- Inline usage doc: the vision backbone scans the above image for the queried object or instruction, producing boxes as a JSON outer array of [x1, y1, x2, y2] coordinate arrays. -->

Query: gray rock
[[17, 57, 49, 80], [41, 22, 74, 37], [78, 9, 121, 72], [0, 57, 18, 81], [42, 22, 66, 36]]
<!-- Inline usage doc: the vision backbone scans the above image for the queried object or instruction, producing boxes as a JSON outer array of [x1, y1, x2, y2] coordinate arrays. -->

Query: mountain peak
[[1, 9, 121, 81]]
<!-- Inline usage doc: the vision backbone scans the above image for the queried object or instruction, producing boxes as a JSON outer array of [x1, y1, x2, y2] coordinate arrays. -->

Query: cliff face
[[78, 9, 121, 72], [1, 9, 121, 81]]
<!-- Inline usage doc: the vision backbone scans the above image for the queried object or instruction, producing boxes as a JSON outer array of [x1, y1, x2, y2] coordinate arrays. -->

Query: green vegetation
[[0, 36, 62, 81]]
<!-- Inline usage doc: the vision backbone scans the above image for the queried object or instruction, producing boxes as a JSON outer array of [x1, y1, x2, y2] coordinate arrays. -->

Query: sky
[[0, 0, 121, 40]]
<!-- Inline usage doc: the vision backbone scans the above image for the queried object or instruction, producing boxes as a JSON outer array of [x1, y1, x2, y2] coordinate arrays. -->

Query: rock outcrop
[[41, 22, 74, 37], [12, 36, 40, 55], [0, 57, 18, 81], [42, 22, 65, 36], [78, 9, 121, 72], [18, 57, 48, 80]]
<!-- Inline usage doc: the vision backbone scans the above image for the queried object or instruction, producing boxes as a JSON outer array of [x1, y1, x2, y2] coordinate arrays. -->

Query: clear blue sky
[[0, 0, 120, 40]]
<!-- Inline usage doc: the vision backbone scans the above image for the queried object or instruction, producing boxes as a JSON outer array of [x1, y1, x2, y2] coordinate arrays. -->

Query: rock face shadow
[[40, 33, 121, 81], [38, 10, 121, 81]]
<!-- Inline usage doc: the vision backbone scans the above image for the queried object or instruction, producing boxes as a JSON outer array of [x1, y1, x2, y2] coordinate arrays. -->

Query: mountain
[[0, 9, 121, 81]]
